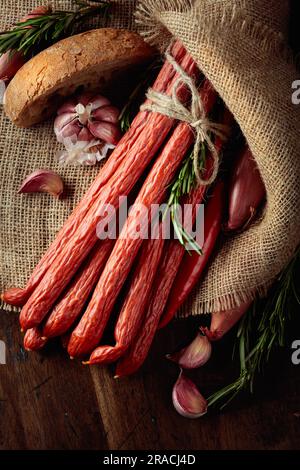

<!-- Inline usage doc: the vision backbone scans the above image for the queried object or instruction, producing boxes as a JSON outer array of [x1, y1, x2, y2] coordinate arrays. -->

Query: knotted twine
[[2, 0, 299, 317], [140, 47, 228, 186], [135, 0, 300, 315]]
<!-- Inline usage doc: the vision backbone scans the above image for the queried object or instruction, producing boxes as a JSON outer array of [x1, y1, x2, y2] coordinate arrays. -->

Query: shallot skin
[[0, 52, 25, 82], [0, 6, 51, 82], [202, 301, 252, 341], [226, 147, 266, 232]]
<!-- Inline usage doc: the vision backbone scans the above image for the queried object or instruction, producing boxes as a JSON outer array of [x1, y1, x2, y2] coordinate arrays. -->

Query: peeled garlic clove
[[167, 332, 212, 369], [19, 169, 64, 198], [172, 371, 207, 419], [88, 121, 121, 145], [93, 105, 120, 123]]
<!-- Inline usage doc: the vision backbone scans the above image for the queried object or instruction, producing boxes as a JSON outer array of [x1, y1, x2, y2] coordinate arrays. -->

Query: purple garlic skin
[[19, 169, 64, 199], [167, 332, 212, 369], [172, 371, 208, 419], [54, 92, 121, 146]]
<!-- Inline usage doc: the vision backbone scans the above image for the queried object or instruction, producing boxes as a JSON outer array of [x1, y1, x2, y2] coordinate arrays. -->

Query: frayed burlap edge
[[136, 0, 287, 56], [135, 0, 300, 315]]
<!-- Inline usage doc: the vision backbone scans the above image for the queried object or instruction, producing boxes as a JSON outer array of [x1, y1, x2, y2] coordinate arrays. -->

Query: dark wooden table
[[0, 307, 299, 450]]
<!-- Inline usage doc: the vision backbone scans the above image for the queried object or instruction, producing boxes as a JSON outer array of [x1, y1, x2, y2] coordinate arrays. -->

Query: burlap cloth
[[0, 0, 138, 312], [1, 0, 300, 315]]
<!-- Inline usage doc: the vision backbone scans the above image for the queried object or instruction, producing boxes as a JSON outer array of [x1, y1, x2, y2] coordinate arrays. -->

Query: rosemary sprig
[[118, 58, 204, 253], [0, 0, 111, 57], [166, 144, 207, 254], [208, 246, 300, 409]]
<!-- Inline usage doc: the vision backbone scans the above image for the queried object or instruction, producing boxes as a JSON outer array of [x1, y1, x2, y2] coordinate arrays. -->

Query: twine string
[[141, 48, 228, 185]]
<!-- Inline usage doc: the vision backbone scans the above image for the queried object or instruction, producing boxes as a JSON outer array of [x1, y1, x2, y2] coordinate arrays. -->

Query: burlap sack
[[136, 0, 300, 313], [1, 0, 300, 315], [0, 0, 138, 312]]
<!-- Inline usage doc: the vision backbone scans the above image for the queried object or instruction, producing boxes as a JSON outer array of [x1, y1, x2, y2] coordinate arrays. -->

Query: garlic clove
[[0, 7, 50, 84], [54, 113, 78, 141], [56, 112, 78, 128], [78, 127, 94, 142], [92, 105, 120, 124], [19, 169, 64, 199], [167, 332, 212, 369], [56, 121, 81, 143], [172, 371, 208, 419], [88, 121, 121, 145], [57, 99, 77, 116], [77, 92, 110, 109], [88, 94, 110, 110]]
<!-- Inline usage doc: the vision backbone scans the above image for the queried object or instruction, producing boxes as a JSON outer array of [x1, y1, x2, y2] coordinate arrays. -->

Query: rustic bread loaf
[[4, 28, 154, 127]]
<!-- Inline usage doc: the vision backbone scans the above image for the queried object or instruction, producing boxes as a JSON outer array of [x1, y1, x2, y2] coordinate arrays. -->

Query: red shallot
[[202, 301, 252, 341], [226, 147, 266, 232]]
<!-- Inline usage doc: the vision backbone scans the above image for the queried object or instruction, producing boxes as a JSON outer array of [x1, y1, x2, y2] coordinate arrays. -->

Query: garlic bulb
[[54, 92, 121, 165], [19, 169, 64, 198], [172, 371, 207, 419], [167, 332, 212, 369]]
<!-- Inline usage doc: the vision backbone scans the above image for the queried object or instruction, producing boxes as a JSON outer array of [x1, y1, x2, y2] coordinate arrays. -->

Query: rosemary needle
[[208, 246, 300, 409], [0, 0, 111, 57], [166, 146, 206, 255]]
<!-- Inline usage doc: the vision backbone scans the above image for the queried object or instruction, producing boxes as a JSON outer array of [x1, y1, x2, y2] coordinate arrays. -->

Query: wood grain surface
[[0, 0, 300, 452], [0, 308, 299, 450]]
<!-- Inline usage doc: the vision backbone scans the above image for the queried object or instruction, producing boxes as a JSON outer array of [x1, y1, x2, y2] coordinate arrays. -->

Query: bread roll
[[5, 28, 154, 127]]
